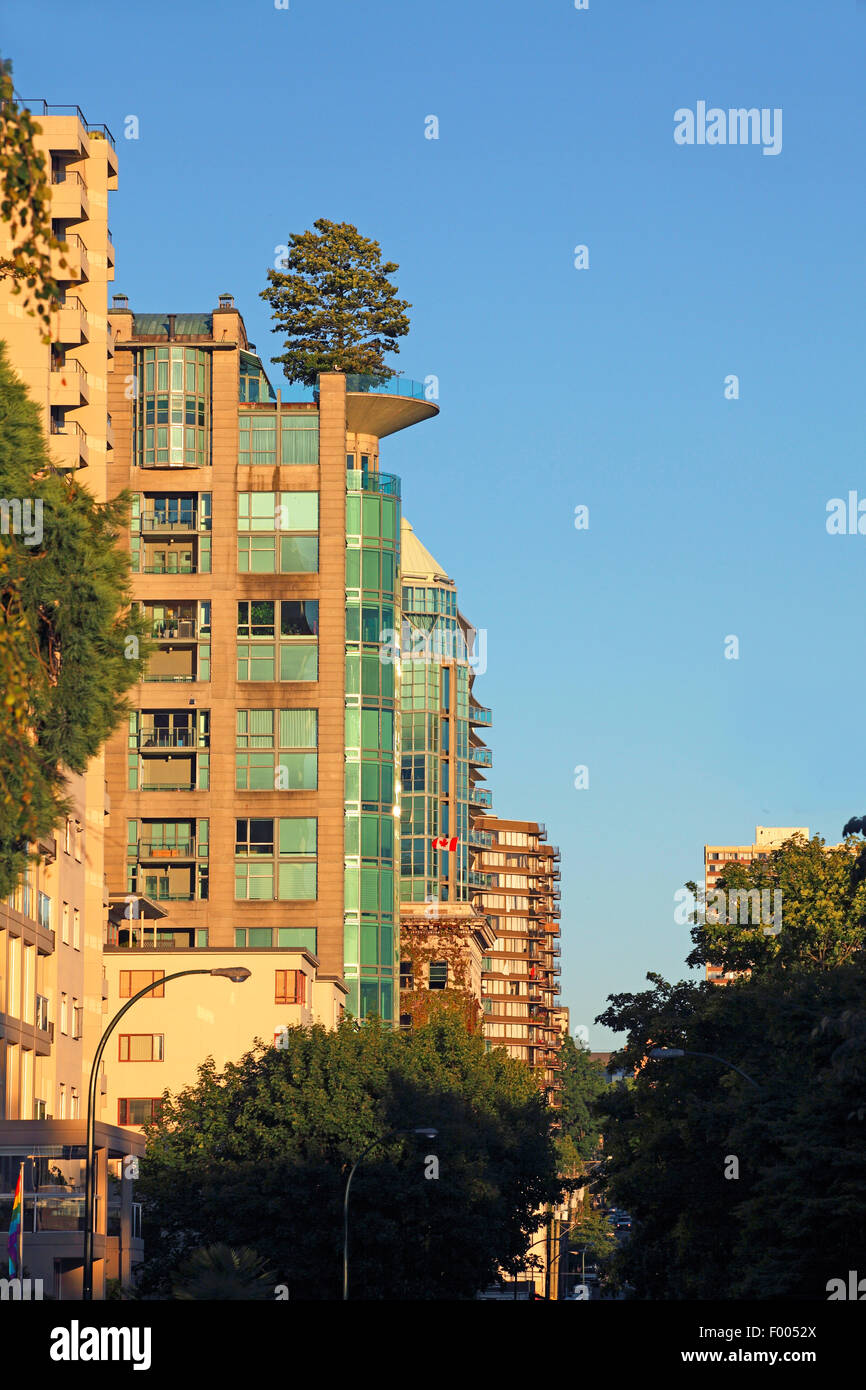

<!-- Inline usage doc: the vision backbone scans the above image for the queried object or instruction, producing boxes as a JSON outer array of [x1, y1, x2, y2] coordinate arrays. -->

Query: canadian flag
[[432, 835, 458, 852]]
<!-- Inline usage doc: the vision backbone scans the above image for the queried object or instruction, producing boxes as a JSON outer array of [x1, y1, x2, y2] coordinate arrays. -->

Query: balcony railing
[[468, 829, 494, 848], [469, 787, 493, 809], [50, 418, 84, 437], [346, 468, 401, 499], [343, 373, 429, 401], [142, 673, 196, 682], [140, 782, 197, 793], [140, 515, 199, 532], [150, 619, 198, 640], [51, 168, 85, 186], [139, 727, 200, 749], [22, 102, 117, 147], [469, 703, 492, 726], [468, 870, 494, 889], [469, 747, 493, 767], [138, 840, 195, 858]]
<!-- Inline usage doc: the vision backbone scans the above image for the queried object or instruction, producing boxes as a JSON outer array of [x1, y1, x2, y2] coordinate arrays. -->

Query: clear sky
[[6, 0, 865, 1045]]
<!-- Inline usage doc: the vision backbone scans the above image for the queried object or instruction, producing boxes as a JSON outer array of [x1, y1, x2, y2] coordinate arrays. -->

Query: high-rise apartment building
[[398, 518, 495, 1028], [0, 102, 140, 1299], [473, 816, 563, 1095], [102, 299, 439, 1097]]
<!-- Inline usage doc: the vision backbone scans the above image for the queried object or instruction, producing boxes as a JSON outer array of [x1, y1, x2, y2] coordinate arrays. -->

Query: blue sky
[[6, 0, 865, 1045]]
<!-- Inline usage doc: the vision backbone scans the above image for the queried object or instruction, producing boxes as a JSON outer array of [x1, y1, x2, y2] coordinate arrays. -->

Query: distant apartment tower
[[703, 826, 808, 984], [103, 299, 439, 1104], [473, 817, 563, 1096], [398, 519, 494, 1028]]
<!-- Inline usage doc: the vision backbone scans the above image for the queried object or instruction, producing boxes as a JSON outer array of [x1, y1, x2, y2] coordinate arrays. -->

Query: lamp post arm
[[683, 1049, 761, 1090], [83, 967, 213, 1301]]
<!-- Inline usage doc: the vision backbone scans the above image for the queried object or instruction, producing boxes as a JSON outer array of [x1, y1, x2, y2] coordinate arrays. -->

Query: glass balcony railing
[[346, 468, 401, 498], [342, 373, 429, 401], [469, 703, 493, 726], [469, 747, 492, 767], [468, 829, 494, 848], [469, 786, 493, 809]]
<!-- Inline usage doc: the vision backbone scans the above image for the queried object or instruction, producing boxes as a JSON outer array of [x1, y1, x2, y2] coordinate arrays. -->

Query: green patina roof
[[132, 314, 213, 336]]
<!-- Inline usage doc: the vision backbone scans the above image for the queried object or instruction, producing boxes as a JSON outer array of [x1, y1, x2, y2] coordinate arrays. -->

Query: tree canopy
[[261, 219, 411, 386], [0, 59, 66, 336], [686, 830, 866, 979], [0, 345, 148, 893], [135, 1014, 564, 1300]]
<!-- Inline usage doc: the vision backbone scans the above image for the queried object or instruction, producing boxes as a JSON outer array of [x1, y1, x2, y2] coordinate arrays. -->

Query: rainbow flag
[[7, 1164, 23, 1277]]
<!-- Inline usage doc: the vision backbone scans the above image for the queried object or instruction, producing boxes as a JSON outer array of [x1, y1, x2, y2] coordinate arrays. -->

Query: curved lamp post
[[648, 1047, 760, 1090], [83, 965, 251, 1301], [342, 1126, 437, 1301]]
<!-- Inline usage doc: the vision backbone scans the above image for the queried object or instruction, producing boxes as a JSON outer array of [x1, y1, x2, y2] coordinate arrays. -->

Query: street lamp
[[342, 1126, 437, 1300], [83, 965, 251, 1300], [648, 1047, 760, 1090]]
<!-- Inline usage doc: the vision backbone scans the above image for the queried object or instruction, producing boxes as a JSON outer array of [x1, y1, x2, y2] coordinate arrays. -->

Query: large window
[[134, 347, 210, 468], [119, 970, 165, 999], [234, 817, 317, 900], [237, 492, 318, 573], [236, 708, 318, 790], [237, 601, 319, 682], [275, 969, 306, 1005], [118, 1098, 163, 1125]]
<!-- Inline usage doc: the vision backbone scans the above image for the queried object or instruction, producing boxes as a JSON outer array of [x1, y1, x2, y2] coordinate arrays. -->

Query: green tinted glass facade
[[400, 582, 471, 903], [344, 471, 400, 1021]]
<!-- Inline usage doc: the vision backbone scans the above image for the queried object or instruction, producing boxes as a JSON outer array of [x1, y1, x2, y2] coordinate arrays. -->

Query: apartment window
[[400, 961, 414, 990], [119, 1034, 165, 1062], [119, 970, 165, 999], [237, 492, 319, 573], [237, 601, 319, 682], [60, 993, 69, 1035], [72, 999, 82, 1039], [73, 822, 82, 861], [275, 969, 306, 1005], [59, 1084, 66, 1120], [73, 908, 81, 951], [234, 817, 317, 901], [71, 1089, 80, 1119], [61, 902, 70, 944], [64, 819, 72, 854], [428, 961, 448, 990], [118, 1098, 163, 1126], [234, 927, 274, 947], [37, 891, 51, 931], [235, 708, 318, 791]]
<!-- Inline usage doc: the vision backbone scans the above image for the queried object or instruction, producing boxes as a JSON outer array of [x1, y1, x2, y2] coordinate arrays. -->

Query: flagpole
[[17, 1161, 24, 1278]]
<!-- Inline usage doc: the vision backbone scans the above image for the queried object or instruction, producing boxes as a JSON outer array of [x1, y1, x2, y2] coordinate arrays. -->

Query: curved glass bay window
[[133, 347, 210, 468], [344, 470, 401, 1022]]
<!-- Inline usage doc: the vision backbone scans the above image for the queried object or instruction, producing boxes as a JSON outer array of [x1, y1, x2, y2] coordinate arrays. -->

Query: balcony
[[345, 468, 401, 499], [52, 233, 89, 284], [55, 295, 88, 345], [469, 746, 492, 768], [468, 828, 494, 848], [138, 840, 195, 859], [140, 513, 200, 533], [151, 618, 199, 641], [139, 723, 203, 750], [49, 418, 88, 471], [468, 870, 494, 889], [338, 374, 439, 439], [50, 359, 89, 407], [50, 168, 89, 220], [469, 787, 493, 810], [469, 703, 492, 727]]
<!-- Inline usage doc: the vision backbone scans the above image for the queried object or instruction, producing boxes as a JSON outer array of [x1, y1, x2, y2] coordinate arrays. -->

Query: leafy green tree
[[568, 1204, 616, 1265], [0, 345, 148, 893], [686, 831, 866, 979], [171, 1245, 276, 1301], [0, 59, 67, 336], [135, 1014, 563, 1300], [261, 219, 411, 386], [557, 1035, 607, 1164], [595, 964, 866, 1299]]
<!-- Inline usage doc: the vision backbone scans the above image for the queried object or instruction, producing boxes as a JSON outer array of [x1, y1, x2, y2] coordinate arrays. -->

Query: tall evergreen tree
[[261, 219, 411, 386]]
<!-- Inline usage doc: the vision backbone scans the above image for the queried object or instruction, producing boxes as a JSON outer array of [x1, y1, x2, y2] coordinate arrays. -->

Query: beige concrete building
[[0, 102, 140, 1299]]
